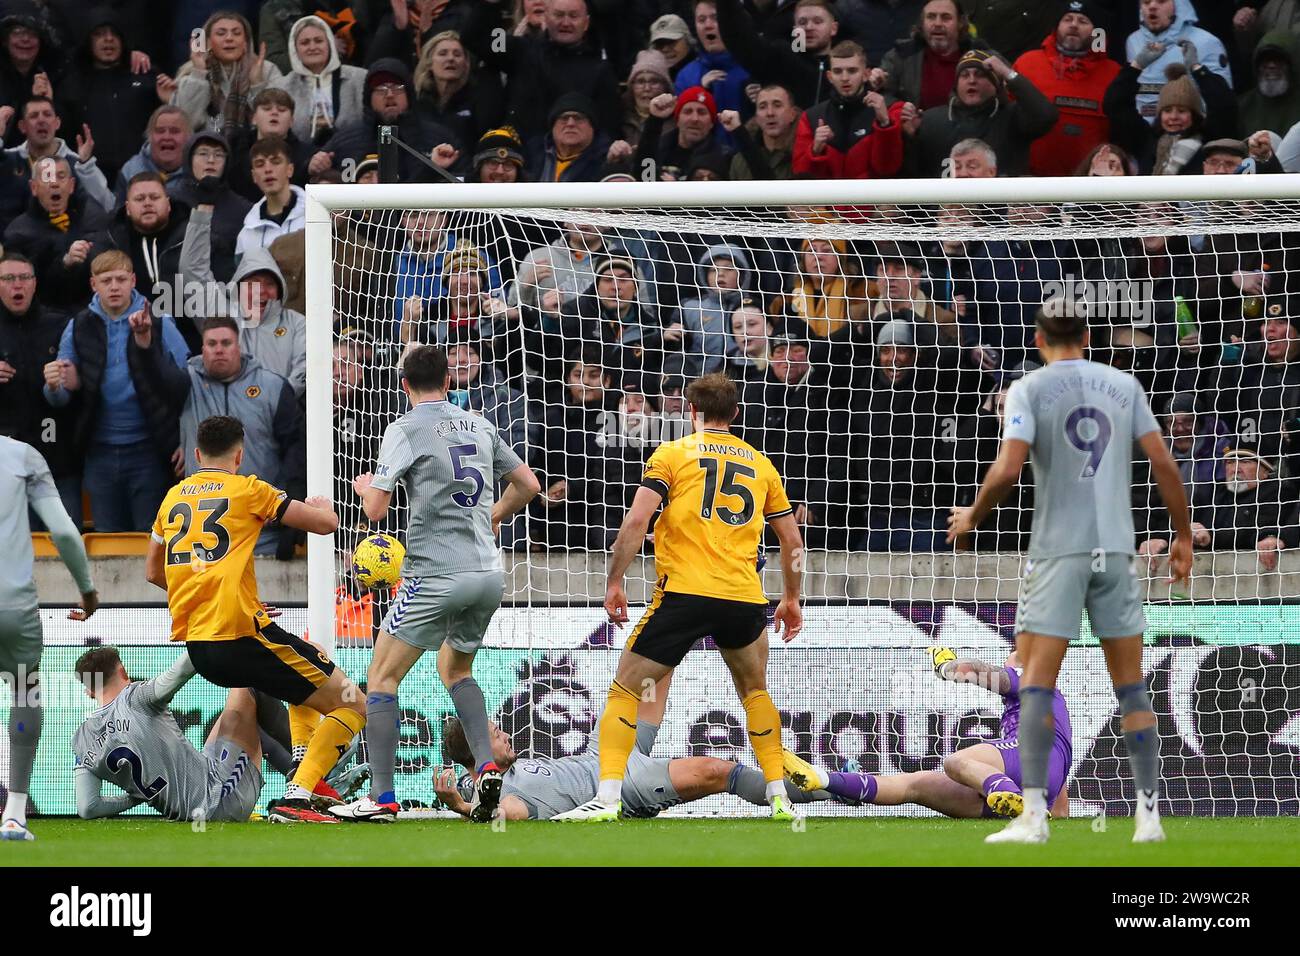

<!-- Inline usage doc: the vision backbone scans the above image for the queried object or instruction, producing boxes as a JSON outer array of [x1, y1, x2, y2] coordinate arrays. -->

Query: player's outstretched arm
[[137, 650, 198, 709], [947, 438, 1029, 541], [492, 463, 541, 536], [281, 496, 340, 535], [32, 495, 97, 616], [928, 646, 1012, 693], [1138, 430, 1193, 588], [74, 767, 145, 819], [769, 513, 803, 642], [604, 486, 663, 624]]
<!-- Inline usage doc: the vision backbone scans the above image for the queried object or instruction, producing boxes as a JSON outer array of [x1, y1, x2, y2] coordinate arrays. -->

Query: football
[[351, 533, 405, 589]]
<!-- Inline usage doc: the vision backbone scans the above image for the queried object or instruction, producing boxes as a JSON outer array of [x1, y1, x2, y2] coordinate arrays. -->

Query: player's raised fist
[[352, 472, 374, 496]]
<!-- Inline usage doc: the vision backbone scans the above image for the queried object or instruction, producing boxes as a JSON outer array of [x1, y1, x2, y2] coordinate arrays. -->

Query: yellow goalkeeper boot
[[985, 790, 1024, 818], [782, 749, 829, 793]]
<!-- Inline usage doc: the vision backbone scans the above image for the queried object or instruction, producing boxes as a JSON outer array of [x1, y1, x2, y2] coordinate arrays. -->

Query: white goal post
[[304, 175, 1300, 817]]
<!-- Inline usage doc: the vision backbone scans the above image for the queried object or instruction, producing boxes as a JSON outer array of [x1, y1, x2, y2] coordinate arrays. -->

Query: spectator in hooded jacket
[[166, 10, 283, 133], [261, 0, 366, 74], [114, 106, 189, 205], [0, 10, 66, 144], [463, 0, 621, 140], [165, 130, 251, 283], [880, 0, 990, 111], [3, 156, 110, 311], [0, 96, 116, 214], [1240, 29, 1300, 139], [0, 250, 79, 524], [793, 40, 906, 179], [527, 91, 610, 184], [58, 8, 161, 187], [168, 315, 303, 555], [715, 0, 840, 108], [236, 137, 306, 257], [313, 58, 460, 182], [675, 1, 752, 139], [1125, 0, 1232, 124], [1013, 1, 1122, 177], [413, 30, 505, 153], [270, 14, 366, 148], [904, 48, 1059, 176], [679, 243, 752, 377], [91, 173, 191, 318], [43, 250, 191, 533]]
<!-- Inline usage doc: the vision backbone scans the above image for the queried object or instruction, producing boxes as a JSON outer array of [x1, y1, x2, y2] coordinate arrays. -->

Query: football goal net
[[304, 175, 1300, 817]]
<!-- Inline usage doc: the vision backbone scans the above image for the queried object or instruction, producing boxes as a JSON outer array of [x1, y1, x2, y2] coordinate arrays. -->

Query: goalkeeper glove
[[928, 646, 957, 678]]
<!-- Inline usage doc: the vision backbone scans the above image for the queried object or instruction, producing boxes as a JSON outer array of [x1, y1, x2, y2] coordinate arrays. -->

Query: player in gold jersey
[[145, 415, 366, 824], [553, 373, 804, 822]]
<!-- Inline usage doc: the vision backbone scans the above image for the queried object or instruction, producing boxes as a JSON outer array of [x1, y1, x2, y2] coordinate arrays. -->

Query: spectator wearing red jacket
[[1013, 1, 1121, 177], [793, 41, 906, 179]]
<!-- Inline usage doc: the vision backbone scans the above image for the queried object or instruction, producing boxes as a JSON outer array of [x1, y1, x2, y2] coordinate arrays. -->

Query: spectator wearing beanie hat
[[1105, 54, 1237, 175], [622, 49, 673, 143], [1012, 1, 1121, 177], [450, 127, 525, 184], [527, 91, 610, 183], [635, 84, 732, 181]]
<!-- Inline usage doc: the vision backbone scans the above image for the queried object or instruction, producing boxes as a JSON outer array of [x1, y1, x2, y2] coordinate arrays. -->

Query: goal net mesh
[[318, 192, 1300, 817]]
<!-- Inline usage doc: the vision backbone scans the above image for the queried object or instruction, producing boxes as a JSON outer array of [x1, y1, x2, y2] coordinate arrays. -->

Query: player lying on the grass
[[782, 646, 1071, 819], [332, 344, 540, 824], [430, 681, 840, 821], [146, 415, 367, 824], [1, 435, 98, 842], [72, 646, 266, 822]]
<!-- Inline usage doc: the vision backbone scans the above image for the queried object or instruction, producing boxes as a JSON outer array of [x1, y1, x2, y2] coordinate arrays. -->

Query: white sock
[[284, 783, 311, 801], [4, 791, 27, 826], [1137, 789, 1161, 820], [596, 779, 622, 804], [765, 779, 785, 801], [1023, 787, 1047, 816]]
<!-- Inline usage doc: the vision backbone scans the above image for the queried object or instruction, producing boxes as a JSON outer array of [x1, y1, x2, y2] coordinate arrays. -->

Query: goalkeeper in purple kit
[[783, 647, 1071, 820]]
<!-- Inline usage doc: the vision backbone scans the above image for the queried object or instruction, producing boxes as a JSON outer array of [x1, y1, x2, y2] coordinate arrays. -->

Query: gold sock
[[741, 690, 785, 784], [288, 704, 321, 763], [596, 680, 641, 783], [291, 707, 365, 793]]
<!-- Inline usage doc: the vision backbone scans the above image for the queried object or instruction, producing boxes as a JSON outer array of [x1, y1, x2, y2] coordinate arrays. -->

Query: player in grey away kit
[[72, 646, 265, 822], [947, 300, 1192, 845], [333, 344, 540, 824], [0, 436, 98, 842]]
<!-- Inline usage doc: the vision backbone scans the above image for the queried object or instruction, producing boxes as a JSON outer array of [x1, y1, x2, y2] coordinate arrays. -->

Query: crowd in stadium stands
[[3, 0, 1300, 566]]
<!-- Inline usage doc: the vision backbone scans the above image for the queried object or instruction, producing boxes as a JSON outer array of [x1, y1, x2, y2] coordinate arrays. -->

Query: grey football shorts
[[202, 736, 264, 822], [0, 605, 42, 675], [381, 570, 506, 653], [1014, 552, 1146, 641], [620, 750, 683, 819]]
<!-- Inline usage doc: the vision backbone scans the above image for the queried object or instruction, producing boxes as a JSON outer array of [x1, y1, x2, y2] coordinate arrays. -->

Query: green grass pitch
[[5, 817, 1297, 866]]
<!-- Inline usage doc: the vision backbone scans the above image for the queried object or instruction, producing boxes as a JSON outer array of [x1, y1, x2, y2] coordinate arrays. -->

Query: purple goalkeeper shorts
[[992, 737, 1070, 806]]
